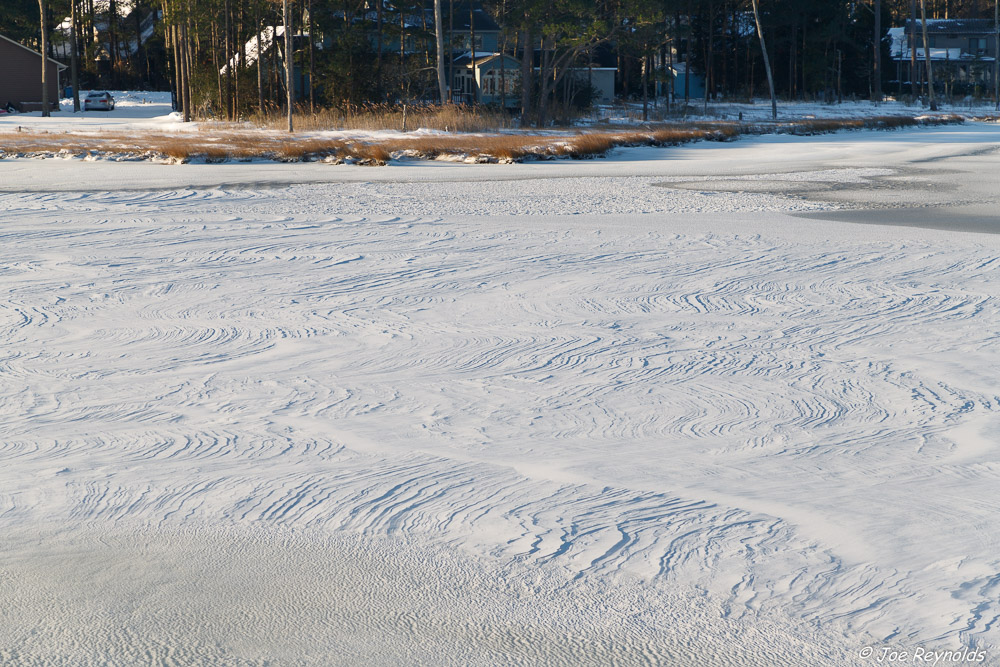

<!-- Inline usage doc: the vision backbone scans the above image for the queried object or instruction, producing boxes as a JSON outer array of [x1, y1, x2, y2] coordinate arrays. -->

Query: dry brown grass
[[0, 113, 966, 165], [564, 133, 622, 158], [782, 114, 963, 136], [348, 142, 392, 165], [247, 104, 515, 133]]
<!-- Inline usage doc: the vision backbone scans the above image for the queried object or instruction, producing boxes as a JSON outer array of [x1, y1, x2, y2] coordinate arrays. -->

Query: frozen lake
[[1, 123, 1000, 665]]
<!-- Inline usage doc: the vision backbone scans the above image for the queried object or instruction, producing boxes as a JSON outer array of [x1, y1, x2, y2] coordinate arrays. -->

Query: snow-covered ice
[[1, 123, 1000, 665]]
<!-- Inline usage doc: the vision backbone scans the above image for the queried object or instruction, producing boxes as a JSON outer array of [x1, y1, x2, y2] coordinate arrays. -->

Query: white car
[[83, 92, 116, 111]]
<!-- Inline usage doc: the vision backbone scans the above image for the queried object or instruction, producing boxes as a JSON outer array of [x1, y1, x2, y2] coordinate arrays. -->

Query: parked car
[[84, 92, 116, 111]]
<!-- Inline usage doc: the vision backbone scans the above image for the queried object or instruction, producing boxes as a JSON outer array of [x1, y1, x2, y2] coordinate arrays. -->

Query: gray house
[[890, 19, 998, 91]]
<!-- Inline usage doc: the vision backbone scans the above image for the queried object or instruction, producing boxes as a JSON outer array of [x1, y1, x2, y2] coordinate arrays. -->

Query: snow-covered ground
[[1, 90, 995, 138], [591, 97, 1000, 124], [0, 91, 188, 133], [1, 123, 1000, 666]]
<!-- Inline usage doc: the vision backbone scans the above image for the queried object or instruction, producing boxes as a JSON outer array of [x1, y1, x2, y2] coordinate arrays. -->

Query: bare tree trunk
[[70, 0, 80, 111], [469, 3, 477, 103], [181, 21, 192, 121], [499, 0, 507, 109], [284, 0, 294, 131], [520, 26, 532, 124], [375, 0, 383, 99], [174, 24, 184, 113], [874, 0, 882, 102], [224, 0, 232, 118], [108, 0, 118, 84], [39, 0, 50, 116], [994, 0, 998, 111], [684, 0, 691, 107], [750, 0, 776, 119], [448, 0, 454, 101], [213, 21, 223, 116], [919, 0, 936, 109], [434, 0, 447, 103], [256, 4, 264, 114], [910, 0, 917, 97], [169, 18, 181, 111], [308, 0, 314, 113], [642, 48, 649, 120], [537, 35, 550, 126]]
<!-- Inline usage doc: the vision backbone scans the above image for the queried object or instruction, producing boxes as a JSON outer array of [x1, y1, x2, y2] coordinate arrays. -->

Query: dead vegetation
[[0, 114, 967, 165], [246, 104, 516, 133]]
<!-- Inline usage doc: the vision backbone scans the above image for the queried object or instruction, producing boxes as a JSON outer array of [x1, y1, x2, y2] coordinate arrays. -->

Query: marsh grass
[[247, 104, 515, 133], [0, 114, 966, 164]]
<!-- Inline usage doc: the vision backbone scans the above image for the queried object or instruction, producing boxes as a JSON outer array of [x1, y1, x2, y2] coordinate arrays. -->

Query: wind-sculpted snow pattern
[[1, 171, 999, 666]]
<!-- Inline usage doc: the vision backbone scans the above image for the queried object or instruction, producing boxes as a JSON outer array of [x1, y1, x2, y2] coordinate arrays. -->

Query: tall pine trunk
[[874, 0, 882, 102], [256, 3, 264, 114], [70, 0, 80, 111], [750, 0, 776, 119], [284, 0, 294, 131], [919, 0, 936, 109], [39, 0, 50, 117], [520, 26, 532, 125], [434, 0, 447, 103]]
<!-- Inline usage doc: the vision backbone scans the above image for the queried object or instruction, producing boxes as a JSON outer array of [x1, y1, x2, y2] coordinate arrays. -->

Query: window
[[970, 38, 987, 56]]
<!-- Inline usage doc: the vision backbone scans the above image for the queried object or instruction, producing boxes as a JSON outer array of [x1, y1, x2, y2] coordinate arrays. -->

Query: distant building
[[670, 62, 705, 100], [452, 53, 520, 105], [889, 19, 998, 92], [0, 34, 66, 112]]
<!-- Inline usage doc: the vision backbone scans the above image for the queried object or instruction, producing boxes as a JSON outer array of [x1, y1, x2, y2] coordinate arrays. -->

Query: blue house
[[671, 62, 705, 100]]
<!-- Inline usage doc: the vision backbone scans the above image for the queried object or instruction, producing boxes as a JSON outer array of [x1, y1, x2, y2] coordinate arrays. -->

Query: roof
[[424, 1, 500, 32], [0, 34, 68, 70], [902, 18, 998, 35], [453, 51, 506, 67]]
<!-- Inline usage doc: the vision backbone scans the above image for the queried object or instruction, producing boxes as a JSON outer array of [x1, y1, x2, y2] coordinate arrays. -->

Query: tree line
[[6, 0, 1000, 123]]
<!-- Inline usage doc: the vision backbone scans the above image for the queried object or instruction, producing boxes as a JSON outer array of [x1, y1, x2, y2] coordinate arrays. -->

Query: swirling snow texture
[[3, 129, 1000, 665]]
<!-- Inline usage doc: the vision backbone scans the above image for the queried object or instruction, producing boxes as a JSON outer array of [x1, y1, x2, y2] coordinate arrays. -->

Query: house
[[0, 34, 66, 112], [451, 52, 520, 105], [564, 67, 616, 104], [889, 19, 998, 92], [52, 0, 157, 61], [450, 54, 614, 107], [670, 62, 705, 100]]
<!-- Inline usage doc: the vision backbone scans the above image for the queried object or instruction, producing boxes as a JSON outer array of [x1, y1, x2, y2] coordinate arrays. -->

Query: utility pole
[[995, 0, 999, 111], [39, 0, 50, 117], [284, 0, 294, 131], [750, 0, 776, 120], [919, 0, 937, 110]]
